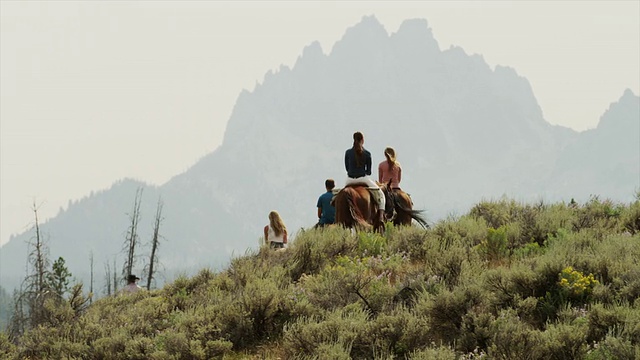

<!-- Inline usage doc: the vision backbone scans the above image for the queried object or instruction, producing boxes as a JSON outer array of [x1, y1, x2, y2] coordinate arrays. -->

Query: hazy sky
[[1, 1, 639, 246]]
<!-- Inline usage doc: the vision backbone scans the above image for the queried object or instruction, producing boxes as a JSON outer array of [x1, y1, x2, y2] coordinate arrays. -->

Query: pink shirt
[[378, 161, 402, 188]]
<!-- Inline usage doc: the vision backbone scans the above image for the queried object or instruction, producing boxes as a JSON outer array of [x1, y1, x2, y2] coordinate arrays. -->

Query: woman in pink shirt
[[378, 147, 402, 189]]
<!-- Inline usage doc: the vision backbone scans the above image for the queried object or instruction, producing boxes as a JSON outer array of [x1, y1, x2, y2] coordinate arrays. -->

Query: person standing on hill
[[122, 274, 142, 294], [344, 131, 385, 223], [264, 210, 288, 249], [378, 147, 402, 189], [316, 179, 336, 227]]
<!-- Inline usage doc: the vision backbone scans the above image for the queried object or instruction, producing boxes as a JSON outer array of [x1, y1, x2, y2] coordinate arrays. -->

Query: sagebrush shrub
[[536, 321, 589, 360], [281, 305, 368, 357], [573, 196, 624, 232], [415, 286, 482, 345], [584, 335, 638, 360], [486, 309, 541, 360], [477, 226, 508, 267], [288, 227, 358, 281], [619, 200, 640, 234], [469, 199, 512, 229], [386, 226, 429, 261]]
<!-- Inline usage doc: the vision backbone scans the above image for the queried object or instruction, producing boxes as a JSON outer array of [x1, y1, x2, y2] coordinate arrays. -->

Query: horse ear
[[387, 178, 393, 188]]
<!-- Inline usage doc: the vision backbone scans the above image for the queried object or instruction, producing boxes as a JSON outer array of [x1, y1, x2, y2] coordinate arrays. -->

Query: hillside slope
[[3, 198, 640, 359]]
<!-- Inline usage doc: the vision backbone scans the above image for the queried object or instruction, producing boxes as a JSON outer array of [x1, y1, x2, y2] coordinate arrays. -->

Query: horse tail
[[394, 193, 429, 229], [402, 207, 429, 229], [344, 187, 371, 229]]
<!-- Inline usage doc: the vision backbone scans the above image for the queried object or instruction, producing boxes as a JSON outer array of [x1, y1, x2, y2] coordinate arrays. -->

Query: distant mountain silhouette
[[549, 89, 640, 199], [1, 16, 638, 292]]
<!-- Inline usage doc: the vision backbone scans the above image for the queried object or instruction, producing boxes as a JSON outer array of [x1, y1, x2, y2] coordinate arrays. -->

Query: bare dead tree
[[26, 201, 51, 329], [30, 202, 49, 298], [112, 258, 118, 294], [144, 197, 164, 290], [9, 201, 52, 339], [122, 187, 143, 284], [103, 260, 112, 297], [89, 251, 94, 304]]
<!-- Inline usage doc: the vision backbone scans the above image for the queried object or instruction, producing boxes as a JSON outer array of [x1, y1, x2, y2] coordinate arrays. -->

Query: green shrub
[[415, 286, 482, 345], [469, 199, 512, 229], [298, 255, 399, 315], [423, 237, 466, 289], [486, 310, 541, 360], [584, 335, 638, 360], [619, 200, 640, 235], [432, 216, 488, 249], [537, 320, 589, 360], [386, 226, 429, 261], [513, 241, 543, 259], [281, 305, 368, 357], [573, 196, 624, 232], [477, 226, 509, 266], [363, 307, 431, 357], [288, 227, 358, 281], [358, 232, 387, 256], [0, 332, 16, 360]]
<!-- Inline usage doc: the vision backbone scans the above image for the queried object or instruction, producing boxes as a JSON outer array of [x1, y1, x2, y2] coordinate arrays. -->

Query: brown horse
[[386, 187, 429, 228], [334, 182, 428, 232], [334, 183, 384, 232]]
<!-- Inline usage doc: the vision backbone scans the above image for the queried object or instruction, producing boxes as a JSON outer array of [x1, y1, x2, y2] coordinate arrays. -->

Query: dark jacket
[[345, 147, 372, 178]]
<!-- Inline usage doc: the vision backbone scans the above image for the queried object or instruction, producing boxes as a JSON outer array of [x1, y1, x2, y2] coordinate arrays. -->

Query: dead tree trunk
[[122, 187, 143, 284], [89, 251, 94, 304], [10, 201, 51, 339], [146, 197, 164, 290], [104, 260, 112, 297]]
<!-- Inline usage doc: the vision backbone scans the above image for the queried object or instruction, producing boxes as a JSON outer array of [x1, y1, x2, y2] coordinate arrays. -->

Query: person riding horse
[[378, 147, 401, 190], [344, 131, 385, 224]]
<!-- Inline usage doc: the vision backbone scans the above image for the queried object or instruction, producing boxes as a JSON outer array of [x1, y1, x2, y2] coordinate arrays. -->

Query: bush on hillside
[[4, 198, 640, 359]]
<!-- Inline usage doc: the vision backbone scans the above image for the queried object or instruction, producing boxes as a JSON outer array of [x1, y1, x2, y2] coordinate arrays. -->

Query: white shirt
[[122, 283, 142, 293], [267, 226, 285, 244]]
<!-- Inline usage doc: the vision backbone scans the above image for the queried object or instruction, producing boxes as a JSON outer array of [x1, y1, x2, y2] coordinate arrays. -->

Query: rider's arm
[[283, 231, 288, 244], [317, 207, 322, 219], [398, 166, 402, 185], [344, 150, 350, 173], [263, 225, 269, 243], [378, 162, 383, 183]]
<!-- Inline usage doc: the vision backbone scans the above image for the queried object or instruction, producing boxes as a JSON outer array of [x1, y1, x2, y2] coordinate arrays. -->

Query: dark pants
[[314, 221, 334, 229], [270, 241, 284, 249]]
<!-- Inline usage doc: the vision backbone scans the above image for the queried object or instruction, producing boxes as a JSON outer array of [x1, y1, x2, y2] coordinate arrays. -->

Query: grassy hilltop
[[2, 197, 640, 359]]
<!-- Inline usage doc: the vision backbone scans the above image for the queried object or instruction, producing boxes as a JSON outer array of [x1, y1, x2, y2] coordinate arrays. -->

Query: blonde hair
[[384, 147, 397, 168], [268, 210, 287, 237]]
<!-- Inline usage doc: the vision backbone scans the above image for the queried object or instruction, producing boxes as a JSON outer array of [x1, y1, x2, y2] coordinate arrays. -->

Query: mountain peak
[[330, 15, 389, 56], [395, 18, 438, 45], [595, 88, 640, 135], [622, 88, 637, 101], [294, 40, 325, 70]]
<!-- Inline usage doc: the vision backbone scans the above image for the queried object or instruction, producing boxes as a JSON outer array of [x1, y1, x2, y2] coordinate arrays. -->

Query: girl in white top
[[263, 210, 288, 249]]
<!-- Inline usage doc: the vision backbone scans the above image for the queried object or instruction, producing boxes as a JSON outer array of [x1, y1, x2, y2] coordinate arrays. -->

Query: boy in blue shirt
[[316, 179, 336, 227]]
